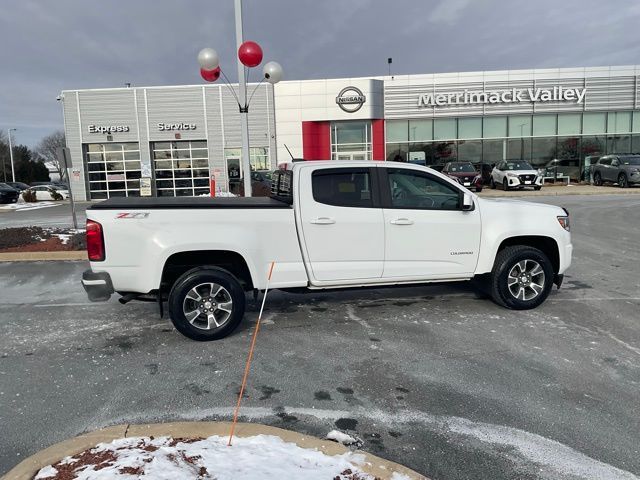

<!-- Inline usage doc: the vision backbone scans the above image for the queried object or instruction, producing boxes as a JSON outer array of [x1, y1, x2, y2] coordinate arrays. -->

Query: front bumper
[[82, 269, 114, 302], [505, 175, 543, 188]]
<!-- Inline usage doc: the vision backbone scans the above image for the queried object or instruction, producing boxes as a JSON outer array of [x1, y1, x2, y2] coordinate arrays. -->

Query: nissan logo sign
[[336, 86, 366, 113]]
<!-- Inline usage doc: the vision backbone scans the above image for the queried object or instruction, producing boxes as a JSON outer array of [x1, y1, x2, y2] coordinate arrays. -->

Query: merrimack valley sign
[[417, 86, 587, 108]]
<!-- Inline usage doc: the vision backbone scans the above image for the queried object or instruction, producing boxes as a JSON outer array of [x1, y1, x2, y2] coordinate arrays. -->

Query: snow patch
[[326, 430, 359, 446], [34, 435, 381, 480]]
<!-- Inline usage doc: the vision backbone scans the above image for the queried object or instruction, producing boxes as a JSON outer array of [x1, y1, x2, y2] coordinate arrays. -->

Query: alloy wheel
[[182, 282, 233, 330], [507, 260, 546, 301]]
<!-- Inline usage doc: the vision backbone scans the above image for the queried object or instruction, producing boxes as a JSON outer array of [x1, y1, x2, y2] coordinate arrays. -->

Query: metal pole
[[62, 148, 78, 230], [234, 0, 252, 197], [8, 129, 16, 182]]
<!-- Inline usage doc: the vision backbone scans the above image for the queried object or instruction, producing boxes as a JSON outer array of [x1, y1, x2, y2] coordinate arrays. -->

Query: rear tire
[[593, 172, 602, 186], [490, 246, 554, 310], [618, 173, 628, 188], [168, 267, 246, 341]]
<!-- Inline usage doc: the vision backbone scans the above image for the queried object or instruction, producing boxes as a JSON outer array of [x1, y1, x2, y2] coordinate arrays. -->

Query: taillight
[[86, 220, 105, 261]]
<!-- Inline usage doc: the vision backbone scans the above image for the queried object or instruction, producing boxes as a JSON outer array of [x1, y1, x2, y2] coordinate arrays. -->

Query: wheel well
[[497, 236, 559, 273], [161, 250, 254, 292]]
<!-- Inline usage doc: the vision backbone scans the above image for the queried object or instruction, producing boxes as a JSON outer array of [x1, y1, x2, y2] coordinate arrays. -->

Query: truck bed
[[88, 196, 291, 210]]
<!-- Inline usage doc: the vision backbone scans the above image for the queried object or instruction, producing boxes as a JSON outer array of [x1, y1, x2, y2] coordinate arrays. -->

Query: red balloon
[[238, 41, 263, 67], [200, 66, 220, 82]]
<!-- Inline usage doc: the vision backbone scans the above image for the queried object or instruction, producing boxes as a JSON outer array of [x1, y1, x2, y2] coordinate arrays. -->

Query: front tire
[[476, 186, 483, 193], [491, 178, 496, 189], [490, 246, 554, 310], [534, 186, 542, 191], [503, 178, 509, 191], [618, 173, 628, 188], [168, 267, 246, 341]]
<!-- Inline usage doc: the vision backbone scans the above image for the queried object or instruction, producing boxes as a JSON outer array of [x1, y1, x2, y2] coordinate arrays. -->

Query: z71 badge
[[115, 212, 149, 219]]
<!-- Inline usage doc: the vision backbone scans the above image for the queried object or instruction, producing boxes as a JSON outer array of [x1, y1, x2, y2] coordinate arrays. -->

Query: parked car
[[25, 185, 69, 201], [0, 183, 20, 204], [82, 160, 572, 341], [591, 154, 640, 188], [491, 160, 543, 191], [442, 162, 483, 192], [5, 181, 30, 191], [30, 181, 57, 187]]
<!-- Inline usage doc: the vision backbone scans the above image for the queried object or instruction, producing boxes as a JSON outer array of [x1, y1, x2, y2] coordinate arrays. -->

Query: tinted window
[[598, 158, 611, 166], [312, 169, 373, 208], [620, 156, 640, 165], [506, 161, 534, 170], [386, 169, 460, 210]]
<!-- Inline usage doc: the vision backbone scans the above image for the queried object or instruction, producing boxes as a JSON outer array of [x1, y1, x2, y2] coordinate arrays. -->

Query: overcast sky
[[1, 0, 640, 147]]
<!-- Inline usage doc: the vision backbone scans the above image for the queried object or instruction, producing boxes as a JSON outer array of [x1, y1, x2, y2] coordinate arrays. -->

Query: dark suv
[[592, 155, 640, 188]]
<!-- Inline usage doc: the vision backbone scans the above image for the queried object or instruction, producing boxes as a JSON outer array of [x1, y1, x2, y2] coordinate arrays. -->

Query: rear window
[[312, 168, 373, 208], [620, 156, 640, 165]]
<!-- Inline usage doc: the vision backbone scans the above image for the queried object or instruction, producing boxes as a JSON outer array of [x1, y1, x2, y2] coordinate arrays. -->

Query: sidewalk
[[2, 422, 427, 480], [478, 184, 640, 197]]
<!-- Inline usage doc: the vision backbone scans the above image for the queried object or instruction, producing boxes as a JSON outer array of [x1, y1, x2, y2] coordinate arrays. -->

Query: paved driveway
[[1, 194, 639, 479]]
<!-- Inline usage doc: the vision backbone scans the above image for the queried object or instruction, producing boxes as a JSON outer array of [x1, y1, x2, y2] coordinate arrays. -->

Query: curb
[[478, 186, 640, 197], [0, 252, 86, 262], [1, 422, 428, 480]]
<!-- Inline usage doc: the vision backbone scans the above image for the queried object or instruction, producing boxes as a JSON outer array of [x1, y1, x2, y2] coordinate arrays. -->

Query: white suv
[[491, 160, 543, 191]]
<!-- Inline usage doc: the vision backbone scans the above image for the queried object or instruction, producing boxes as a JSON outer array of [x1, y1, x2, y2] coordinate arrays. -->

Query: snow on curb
[[326, 430, 363, 447], [33, 435, 411, 480]]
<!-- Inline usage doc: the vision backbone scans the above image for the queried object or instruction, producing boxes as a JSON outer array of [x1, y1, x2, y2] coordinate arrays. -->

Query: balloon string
[[219, 68, 242, 108], [247, 78, 266, 108]]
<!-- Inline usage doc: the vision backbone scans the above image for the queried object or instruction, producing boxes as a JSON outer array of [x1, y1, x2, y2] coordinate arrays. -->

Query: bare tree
[[0, 130, 9, 183], [36, 130, 67, 181]]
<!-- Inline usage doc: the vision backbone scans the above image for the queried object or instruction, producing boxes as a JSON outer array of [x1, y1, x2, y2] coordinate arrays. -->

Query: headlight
[[506, 172, 517, 177], [557, 216, 570, 232]]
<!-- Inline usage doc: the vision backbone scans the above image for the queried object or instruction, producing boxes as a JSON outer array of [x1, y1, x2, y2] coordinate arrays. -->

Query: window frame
[[311, 167, 382, 209], [379, 167, 464, 211]]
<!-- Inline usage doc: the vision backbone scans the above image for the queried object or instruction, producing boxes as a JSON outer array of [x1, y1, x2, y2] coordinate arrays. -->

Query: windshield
[[620, 156, 640, 165], [506, 161, 534, 171], [448, 163, 476, 173], [0, 183, 10, 188]]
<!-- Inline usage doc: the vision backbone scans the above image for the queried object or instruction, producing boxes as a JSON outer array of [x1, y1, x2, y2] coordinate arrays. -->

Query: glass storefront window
[[482, 139, 505, 164], [508, 115, 532, 137], [84, 142, 141, 199], [433, 141, 456, 164], [506, 138, 532, 161], [607, 112, 631, 133], [633, 113, 640, 133], [557, 114, 581, 135], [606, 135, 631, 154], [583, 113, 606, 134], [531, 137, 556, 167], [483, 116, 507, 138], [408, 143, 435, 166], [532, 115, 557, 136], [457, 140, 482, 163], [409, 119, 433, 142], [458, 118, 482, 139], [386, 120, 408, 142], [386, 143, 409, 162], [632, 134, 640, 153], [153, 140, 210, 197], [557, 136, 580, 160], [433, 119, 456, 140]]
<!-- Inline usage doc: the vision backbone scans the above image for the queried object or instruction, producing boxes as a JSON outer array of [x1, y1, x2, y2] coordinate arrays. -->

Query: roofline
[[60, 64, 640, 95]]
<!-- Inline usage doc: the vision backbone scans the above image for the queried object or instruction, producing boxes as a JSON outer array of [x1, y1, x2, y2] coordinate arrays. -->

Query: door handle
[[390, 218, 414, 225], [310, 217, 336, 225]]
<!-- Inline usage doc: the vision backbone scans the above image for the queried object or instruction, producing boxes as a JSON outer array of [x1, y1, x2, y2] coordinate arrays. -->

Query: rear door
[[380, 166, 481, 279], [297, 166, 384, 282]]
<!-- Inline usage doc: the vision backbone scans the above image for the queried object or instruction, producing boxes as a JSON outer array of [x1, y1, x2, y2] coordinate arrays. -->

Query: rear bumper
[[81, 269, 114, 302]]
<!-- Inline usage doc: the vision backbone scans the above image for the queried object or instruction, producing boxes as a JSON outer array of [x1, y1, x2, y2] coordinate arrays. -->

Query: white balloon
[[198, 48, 219, 70], [263, 61, 283, 84]]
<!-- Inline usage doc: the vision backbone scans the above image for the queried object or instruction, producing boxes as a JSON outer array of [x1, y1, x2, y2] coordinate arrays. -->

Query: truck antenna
[[284, 144, 294, 160]]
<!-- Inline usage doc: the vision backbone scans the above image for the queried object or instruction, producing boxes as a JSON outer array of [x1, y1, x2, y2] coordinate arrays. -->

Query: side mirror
[[462, 192, 474, 211]]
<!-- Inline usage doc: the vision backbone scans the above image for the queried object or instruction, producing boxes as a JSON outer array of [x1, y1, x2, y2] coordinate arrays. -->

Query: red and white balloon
[[200, 66, 221, 82], [238, 41, 263, 68]]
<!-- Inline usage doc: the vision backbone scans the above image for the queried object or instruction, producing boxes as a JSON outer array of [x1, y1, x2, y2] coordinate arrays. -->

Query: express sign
[[418, 86, 587, 108]]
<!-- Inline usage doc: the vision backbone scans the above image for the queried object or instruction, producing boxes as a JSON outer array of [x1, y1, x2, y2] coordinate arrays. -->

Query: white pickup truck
[[82, 161, 572, 341]]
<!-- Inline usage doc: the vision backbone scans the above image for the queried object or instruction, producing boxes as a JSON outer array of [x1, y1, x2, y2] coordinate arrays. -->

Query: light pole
[[197, 0, 283, 197], [8, 128, 17, 182]]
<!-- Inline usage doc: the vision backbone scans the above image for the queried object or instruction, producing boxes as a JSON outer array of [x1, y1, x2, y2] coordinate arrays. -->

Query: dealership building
[[61, 64, 640, 200]]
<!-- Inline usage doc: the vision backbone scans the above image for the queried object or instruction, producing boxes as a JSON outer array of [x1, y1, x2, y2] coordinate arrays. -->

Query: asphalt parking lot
[[1, 194, 639, 480]]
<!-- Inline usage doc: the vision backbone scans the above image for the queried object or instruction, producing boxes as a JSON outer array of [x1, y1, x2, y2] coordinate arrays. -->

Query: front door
[[380, 167, 481, 279], [298, 166, 384, 282]]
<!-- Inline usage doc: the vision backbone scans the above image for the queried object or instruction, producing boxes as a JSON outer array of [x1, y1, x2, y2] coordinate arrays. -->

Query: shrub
[[22, 189, 37, 203]]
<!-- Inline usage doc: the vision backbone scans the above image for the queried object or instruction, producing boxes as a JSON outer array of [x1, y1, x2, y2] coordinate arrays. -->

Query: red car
[[442, 162, 483, 192]]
